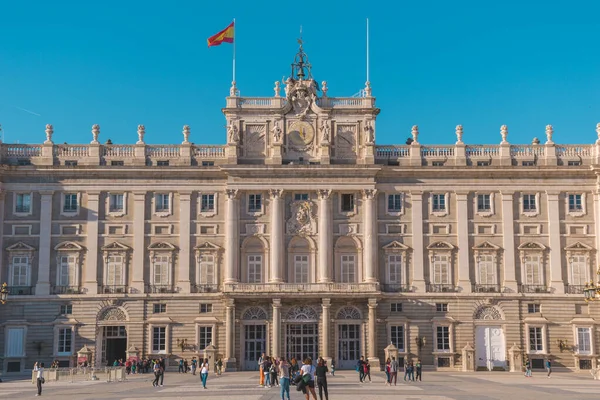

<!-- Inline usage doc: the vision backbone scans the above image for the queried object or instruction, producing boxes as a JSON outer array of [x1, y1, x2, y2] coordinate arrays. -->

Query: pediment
[[382, 241, 410, 251], [54, 241, 84, 251], [518, 242, 546, 251], [427, 241, 455, 250], [101, 241, 130, 251], [472, 241, 501, 251], [564, 241, 593, 251], [194, 241, 222, 251], [6, 241, 35, 252], [147, 242, 176, 251]]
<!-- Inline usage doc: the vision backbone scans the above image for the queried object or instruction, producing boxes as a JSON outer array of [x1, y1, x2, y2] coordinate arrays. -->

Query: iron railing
[[426, 284, 458, 293], [145, 285, 177, 294], [518, 284, 549, 293], [52, 286, 83, 294], [472, 284, 503, 293], [192, 284, 221, 293], [8, 286, 34, 295], [380, 284, 414, 293], [100, 285, 129, 294]]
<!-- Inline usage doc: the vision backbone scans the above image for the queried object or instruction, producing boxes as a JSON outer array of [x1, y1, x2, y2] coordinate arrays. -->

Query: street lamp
[[584, 267, 600, 302], [0, 282, 8, 304]]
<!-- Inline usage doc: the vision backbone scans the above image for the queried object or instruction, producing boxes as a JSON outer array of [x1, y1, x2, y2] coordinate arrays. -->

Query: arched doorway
[[241, 306, 268, 371], [336, 306, 362, 369], [284, 306, 319, 362], [474, 305, 506, 371], [97, 306, 128, 366]]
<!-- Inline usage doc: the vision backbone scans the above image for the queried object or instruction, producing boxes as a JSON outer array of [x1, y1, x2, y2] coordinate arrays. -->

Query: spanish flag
[[207, 21, 234, 47]]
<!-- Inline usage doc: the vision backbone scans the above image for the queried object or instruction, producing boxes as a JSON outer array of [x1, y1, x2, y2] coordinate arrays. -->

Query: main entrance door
[[244, 324, 266, 371], [338, 324, 361, 369], [102, 326, 127, 366], [286, 323, 318, 362], [475, 326, 506, 371]]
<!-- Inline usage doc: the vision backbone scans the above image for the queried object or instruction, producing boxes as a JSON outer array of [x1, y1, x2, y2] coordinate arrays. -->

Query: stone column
[[546, 191, 565, 293], [224, 189, 240, 284], [501, 192, 518, 292], [455, 192, 472, 293], [272, 298, 281, 358], [131, 192, 146, 293], [367, 298, 380, 368], [36, 191, 54, 295], [322, 298, 332, 365], [224, 298, 237, 371], [178, 192, 192, 293], [410, 192, 426, 291], [84, 192, 100, 294], [362, 189, 378, 283], [317, 190, 333, 283], [269, 190, 284, 283]]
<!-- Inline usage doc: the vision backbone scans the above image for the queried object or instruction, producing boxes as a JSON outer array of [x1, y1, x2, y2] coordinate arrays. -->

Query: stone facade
[[2, 45, 600, 374]]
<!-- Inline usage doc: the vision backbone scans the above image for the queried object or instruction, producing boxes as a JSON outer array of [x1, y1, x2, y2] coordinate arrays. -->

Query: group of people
[[177, 357, 223, 376], [257, 353, 332, 400], [524, 357, 552, 378]]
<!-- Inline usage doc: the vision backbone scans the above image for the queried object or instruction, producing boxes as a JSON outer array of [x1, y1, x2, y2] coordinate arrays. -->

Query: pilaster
[[455, 192, 471, 292], [131, 192, 146, 293], [546, 191, 565, 293], [36, 191, 54, 295], [84, 192, 100, 294], [224, 189, 240, 284], [321, 298, 331, 363], [269, 190, 284, 283], [178, 192, 192, 293], [272, 298, 281, 359], [367, 298, 380, 368], [501, 191, 518, 292], [362, 189, 378, 283], [410, 192, 426, 291], [317, 190, 333, 282], [224, 298, 237, 371]]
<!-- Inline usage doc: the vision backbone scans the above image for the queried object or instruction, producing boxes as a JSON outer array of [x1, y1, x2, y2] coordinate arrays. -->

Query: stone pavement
[[2, 370, 600, 399]]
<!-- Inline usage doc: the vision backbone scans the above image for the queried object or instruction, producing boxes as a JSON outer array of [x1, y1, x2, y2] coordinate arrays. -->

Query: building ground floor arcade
[[1, 293, 598, 374]]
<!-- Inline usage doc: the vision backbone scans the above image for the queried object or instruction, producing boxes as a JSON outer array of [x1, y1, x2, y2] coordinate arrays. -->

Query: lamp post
[[583, 267, 600, 302], [0, 282, 8, 304]]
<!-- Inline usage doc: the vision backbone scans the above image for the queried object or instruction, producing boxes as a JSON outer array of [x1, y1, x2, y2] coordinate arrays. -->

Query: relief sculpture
[[286, 200, 317, 236]]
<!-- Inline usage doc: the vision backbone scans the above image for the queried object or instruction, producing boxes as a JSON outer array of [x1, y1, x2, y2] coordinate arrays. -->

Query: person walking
[[300, 358, 318, 400], [191, 357, 197, 375], [364, 359, 372, 383], [357, 356, 366, 383], [330, 359, 335, 376], [34, 362, 44, 396], [415, 360, 422, 381], [200, 358, 209, 389], [216, 358, 223, 375], [152, 361, 161, 387], [384, 358, 391, 386], [546, 358, 552, 378], [271, 357, 280, 387], [315, 358, 329, 400], [258, 353, 266, 387], [159, 357, 165, 386], [178, 359, 184, 373], [279, 357, 291, 400], [524, 358, 532, 377], [390, 356, 399, 386]]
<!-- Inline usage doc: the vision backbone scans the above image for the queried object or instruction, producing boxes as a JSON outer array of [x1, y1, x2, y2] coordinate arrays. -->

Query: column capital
[[455, 191, 469, 200], [225, 298, 235, 307], [545, 190, 560, 198], [132, 191, 146, 200], [410, 191, 424, 198], [362, 189, 377, 200], [226, 189, 239, 200], [500, 191, 515, 198], [321, 298, 331, 308], [272, 298, 282, 308], [87, 191, 102, 197], [368, 298, 378, 308], [317, 189, 332, 200], [269, 189, 284, 199], [179, 191, 193, 200], [39, 190, 55, 197]]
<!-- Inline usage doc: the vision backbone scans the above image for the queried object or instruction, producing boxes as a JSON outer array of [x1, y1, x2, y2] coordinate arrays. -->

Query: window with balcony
[[341, 193, 354, 213], [198, 326, 213, 350], [105, 254, 125, 286], [387, 194, 403, 213], [152, 255, 170, 286], [432, 194, 446, 212], [340, 255, 356, 283], [15, 193, 32, 215], [390, 325, 405, 351], [63, 193, 78, 213], [528, 326, 544, 352], [477, 254, 495, 285], [152, 327, 167, 353], [57, 255, 77, 287], [432, 255, 450, 284], [57, 328, 73, 356], [109, 193, 125, 214], [248, 255, 262, 283], [294, 255, 309, 283], [436, 326, 450, 351], [577, 327, 592, 355], [198, 254, 215, 285], [200, 194, 215, 213], [248, 194, 262, 213], [524, 254, 542, 286], [10, 255, 30, 287], [388, 254, 402, 284]]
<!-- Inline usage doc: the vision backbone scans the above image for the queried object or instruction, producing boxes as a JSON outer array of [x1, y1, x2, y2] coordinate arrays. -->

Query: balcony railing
[[566, 284, 585, 294], [380, 284, 414, 293], [518, 284, 550, 294], [15, 206, 31, 213], [472, 284, 503, 293], [223, 282, 379, 294], [52, 286, 83, 295], [100, 285, 129, 294], [8, 286, 35, 295], [145, 285, 177, 294], [426, 284, 458, 293], [192, 284, 221, 293]]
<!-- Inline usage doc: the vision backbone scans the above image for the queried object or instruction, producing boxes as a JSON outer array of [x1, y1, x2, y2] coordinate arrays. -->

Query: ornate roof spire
[[290, 26, 312, 81]]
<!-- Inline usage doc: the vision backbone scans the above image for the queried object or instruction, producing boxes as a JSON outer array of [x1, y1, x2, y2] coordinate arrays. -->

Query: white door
[[476, 326, 506, 371]]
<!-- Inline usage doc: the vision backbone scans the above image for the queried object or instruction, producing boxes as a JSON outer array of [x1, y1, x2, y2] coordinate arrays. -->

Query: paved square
[[3, 371, 600, 399]]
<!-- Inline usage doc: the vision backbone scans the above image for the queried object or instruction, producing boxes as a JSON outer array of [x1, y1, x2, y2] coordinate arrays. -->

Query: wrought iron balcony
[[192, 284, 221, 293], [426, 284, 458, 293], [518, 284, 550, 293], [380, 284, 414, 293], [472, 284, 503, 293], [145, 285, 177, 294], [566, 284, 585, 294], [7, 286, 34, 295], [223, 282, 379, 294], [100, 285, 129, 294], [52, 286, 83, 294]]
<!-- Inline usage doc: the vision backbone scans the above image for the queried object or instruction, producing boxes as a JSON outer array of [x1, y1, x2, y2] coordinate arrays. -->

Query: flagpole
[[366, 17, 370, 84], [233, 18, 236, 84]]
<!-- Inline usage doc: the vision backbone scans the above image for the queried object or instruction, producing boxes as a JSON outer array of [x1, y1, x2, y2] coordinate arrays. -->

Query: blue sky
[[1, 0, 598, 145]]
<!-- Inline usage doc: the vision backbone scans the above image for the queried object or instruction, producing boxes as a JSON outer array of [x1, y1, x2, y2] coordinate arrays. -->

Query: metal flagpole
[[233, 18, 236, 84], [366, 18, 370, 84]]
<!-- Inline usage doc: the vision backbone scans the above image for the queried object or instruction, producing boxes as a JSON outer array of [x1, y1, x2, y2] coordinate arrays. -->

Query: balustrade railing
[[556, 145, 593, 158], [4, 144, 42, 157], [145, 284, 177, 294], [421, 146, 454, 157], [52, 286, 83, 294], [465, 145, 499, 157], [146, 145, 180, 158], [472, 284, 503, 293], [317, 97, 374, 108], [103, 145, 135, 158], [375, 145, 410, 159], [510, 145, 545, 157], [8, 286, 35, 295], [426, 284, 458, 293], [100, 285, 129, 294], [380, 284, 414, 293], [223, 282, 379, 293], [518, 284, 549, 293], [565, 284, 585, 294], [193, 145, 226, 158], [55, 145, 89, 157], [192, 284, 221, 293]]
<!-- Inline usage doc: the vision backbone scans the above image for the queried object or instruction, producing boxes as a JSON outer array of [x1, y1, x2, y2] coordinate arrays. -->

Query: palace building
[[1, 43, 600, 374]]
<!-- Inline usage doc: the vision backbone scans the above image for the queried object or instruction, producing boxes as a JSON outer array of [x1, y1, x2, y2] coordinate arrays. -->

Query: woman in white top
[[34, 362, 44, 396], [200, 358, 209, 389], [300, 358, 317, 400]]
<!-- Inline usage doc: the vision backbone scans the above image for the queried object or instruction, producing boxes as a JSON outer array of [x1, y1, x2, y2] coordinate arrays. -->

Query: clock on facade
[[288, 121, 315, 146]]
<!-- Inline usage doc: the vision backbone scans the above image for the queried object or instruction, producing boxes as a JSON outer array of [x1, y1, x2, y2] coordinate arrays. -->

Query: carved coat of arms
[[286, 200, 317, 236]]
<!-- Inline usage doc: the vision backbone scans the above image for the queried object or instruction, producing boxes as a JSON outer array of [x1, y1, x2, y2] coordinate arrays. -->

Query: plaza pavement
[[2, 370, 600, 399]]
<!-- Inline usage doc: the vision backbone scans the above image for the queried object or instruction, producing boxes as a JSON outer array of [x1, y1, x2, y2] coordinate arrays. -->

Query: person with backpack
[[415, 360, 422, 381], [300, 358, 317, 400], [524, 358, 532, 377], [357, 356, 366, 382], [546, 358, 552, 378], [363, 359, 372, 383]]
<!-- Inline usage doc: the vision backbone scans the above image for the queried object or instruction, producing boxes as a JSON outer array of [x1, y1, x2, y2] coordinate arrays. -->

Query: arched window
[[335, 237, 361, 283], [242, 237, 268, 283], [242, 306, 268, 320], [336, 306, 362, 320]]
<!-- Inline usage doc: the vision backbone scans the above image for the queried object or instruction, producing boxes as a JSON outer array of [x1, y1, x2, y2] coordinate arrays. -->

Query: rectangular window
[[294, 255, 309, 283], [200, 194, 215, 212], [198, 254, 215, 284], [522, 161, 535, 166], [432, 161, 445, 166], [432, 255, 450, 284], [111, 160, 124, 166], [341, 194, 354, 212], [523, 194, 537, 212], [58, 255, 77, 287], [109, 193, 124, 212], [199, 304, 213, 313], [388, 255, 402, 284], [529, 327, 543, 352], [248, 194, 262, 212], [248, 255, 262, 283], [6, 327, 25, 357], [57, 328, 73, 355], [568, 160, 582, 166], [198, 326, 213, 350], [15, 193, 32, 213], [153, 255, 170, 285], [201, 161, 214, 167], [577, 327, 591, 354], [157, 160, 169, 166], [10, 256, 29, 286], [294, 193, 309, 201], [65, 160, 78, 166], [569, 194, 583, 212], [436, 303, 448, 312], [387, 194, 402, 212], [63, 193, 78, 212], [436, 326, 450, 351], [60, 304, 73, 315], [153, 303, 166, 314], [106, 255, 124, 286], [152, 327, 166, 353], [570, 254, 587, 286], [477, 194, 491, 211], [341, 255, 356, 283], [477, 161, 490, 167], [477, 254, 495, 285], [390, 325, 405, 351], [527, 304, 540, 313], [390, 303, 402, 312], [524, 255, 542, 285], [432, 194, 446, 211], [155, 193, 170, 212]]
